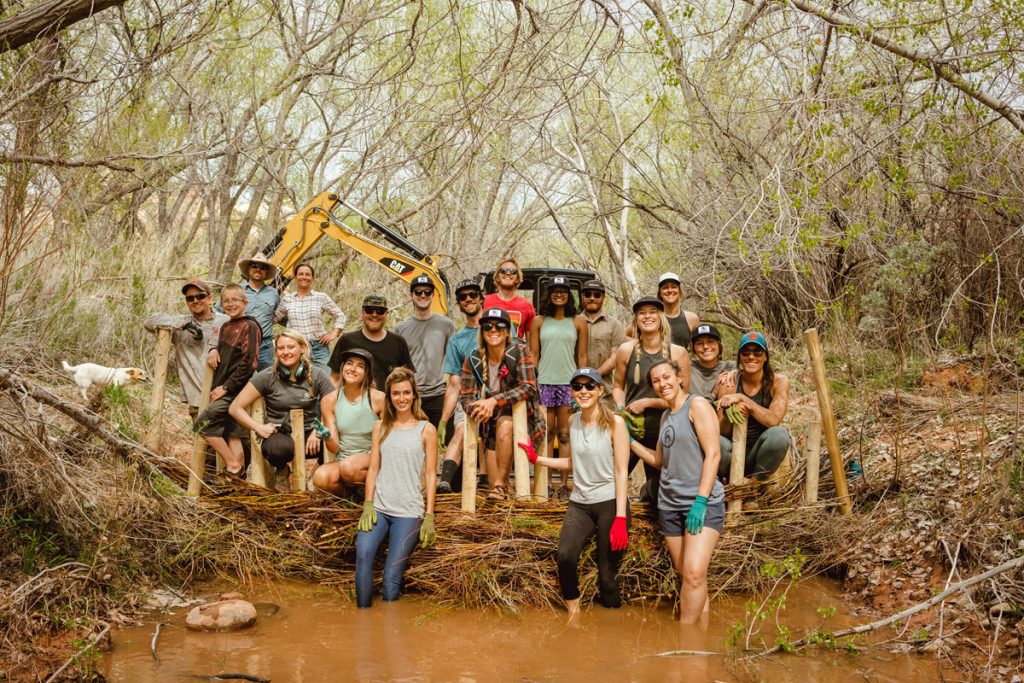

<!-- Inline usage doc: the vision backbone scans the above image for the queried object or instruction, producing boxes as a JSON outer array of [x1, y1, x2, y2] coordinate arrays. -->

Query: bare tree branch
[[0, 0, 125, 53]]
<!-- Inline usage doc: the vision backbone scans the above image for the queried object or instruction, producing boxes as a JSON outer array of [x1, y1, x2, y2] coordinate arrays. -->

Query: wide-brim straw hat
[[237, 253, 280, 280]]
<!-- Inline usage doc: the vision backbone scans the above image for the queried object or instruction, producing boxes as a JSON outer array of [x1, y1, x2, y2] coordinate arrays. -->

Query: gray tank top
[[373, 421, 428, 518], [334, 390, 377, 459], [658, 396, 725, 510], [568, 415, 615, 504]]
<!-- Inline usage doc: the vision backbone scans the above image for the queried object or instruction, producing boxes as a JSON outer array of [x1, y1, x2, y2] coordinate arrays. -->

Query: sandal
[[486, 484, 507, 501]]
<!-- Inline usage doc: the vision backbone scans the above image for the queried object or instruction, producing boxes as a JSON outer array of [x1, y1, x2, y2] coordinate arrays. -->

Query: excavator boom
[[261, 191, 450, 315]]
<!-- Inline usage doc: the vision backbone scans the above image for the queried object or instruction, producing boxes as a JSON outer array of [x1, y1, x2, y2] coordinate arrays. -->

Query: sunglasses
[[549, 288, 569, 296], [249, 263, 270, 270], [582, 291, 603, 299], [412, 289, 434, 297], [740, 347, 766, 357], [570, 381, 599, 392], [456, 291, 480, 301], [498, 267, 518, 275], [184, 292, 208, 303], [363, 306, 387, 315], [481, 321, 509, 331]]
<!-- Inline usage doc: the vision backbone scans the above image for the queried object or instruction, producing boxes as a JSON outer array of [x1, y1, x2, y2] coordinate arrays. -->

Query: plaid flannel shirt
[[459, 338, 545, 446], [274, 289, 346, 340]]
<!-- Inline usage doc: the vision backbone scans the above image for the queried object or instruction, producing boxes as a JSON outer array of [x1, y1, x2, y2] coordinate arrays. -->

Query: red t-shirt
[[483, 293, 536, 339]]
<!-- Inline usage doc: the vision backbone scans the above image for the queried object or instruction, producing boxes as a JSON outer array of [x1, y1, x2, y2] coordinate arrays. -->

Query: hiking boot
[[437, 480, 452, 494]]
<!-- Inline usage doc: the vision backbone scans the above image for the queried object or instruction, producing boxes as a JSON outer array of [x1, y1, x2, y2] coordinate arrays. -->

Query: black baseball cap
[[455, 278, 482, 294], [410, 275, 434, 292], [691, 324, 721, 343], [550, 275, 569, 290], [581, 279, 605, 293], [337, 348, 374, 371], [480, 307, 512, 325], [632, 296, 664, 313]]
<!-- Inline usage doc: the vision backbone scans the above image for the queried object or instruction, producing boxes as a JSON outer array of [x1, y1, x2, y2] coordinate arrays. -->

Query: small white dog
[[62, 361, 148, 399]]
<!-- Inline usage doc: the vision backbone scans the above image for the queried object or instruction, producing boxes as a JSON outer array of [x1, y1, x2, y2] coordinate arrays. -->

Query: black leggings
[[557, 499, 630, 607]]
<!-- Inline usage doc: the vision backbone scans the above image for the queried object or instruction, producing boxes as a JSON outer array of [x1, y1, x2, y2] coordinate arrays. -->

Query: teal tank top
[[334, 390, 377, 459], [537, 316, 577, 385]]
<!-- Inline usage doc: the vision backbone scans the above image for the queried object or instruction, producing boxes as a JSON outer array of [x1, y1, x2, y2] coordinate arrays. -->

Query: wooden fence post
[[512, 401, 531, 501], [804, 328, 852, 515], [462, 417, 478, 512], [726, 420, 748, 519], [532, 405, 549, 501], [187, 365, 215, 497], [805, 413, 822, 504], [145, 328, 173, 450], [248, 397, 270, 488], [290, 409, 305, 492]]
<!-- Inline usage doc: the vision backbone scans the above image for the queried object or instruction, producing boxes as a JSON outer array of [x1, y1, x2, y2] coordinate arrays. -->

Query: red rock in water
[[185, 599, 257, 631]]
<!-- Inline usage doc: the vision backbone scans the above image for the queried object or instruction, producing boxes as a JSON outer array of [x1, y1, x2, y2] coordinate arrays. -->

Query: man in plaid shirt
[[274, 262, 346, 368], [459, 307, 545, 500]]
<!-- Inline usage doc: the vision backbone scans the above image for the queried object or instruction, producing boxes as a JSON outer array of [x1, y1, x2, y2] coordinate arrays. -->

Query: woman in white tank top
[[311, 349, 384, 496]]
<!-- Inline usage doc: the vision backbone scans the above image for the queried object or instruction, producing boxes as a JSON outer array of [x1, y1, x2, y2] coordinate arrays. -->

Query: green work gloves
[[419, 512, 436, 548], [686, 495, 708, 536], [358, 500, 377, 532], [437, 420, 447, 451], [725, 404, 746, 425], [312, 418, 331, 440], [617, 409, 645, 441]]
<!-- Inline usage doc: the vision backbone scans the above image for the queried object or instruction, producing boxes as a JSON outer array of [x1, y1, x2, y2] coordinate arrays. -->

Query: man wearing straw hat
[[235, 252, 281, 370]]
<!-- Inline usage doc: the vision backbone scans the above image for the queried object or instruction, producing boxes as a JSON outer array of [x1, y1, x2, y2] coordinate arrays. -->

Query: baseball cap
[[581, 279, 605, 293], [632, 296, 665, 313], [658, 272, 681, 287], [570, 367, 603, 384], [550, 276, 569, 289], [480, 308, 511, 325], [410, 275, 434, 292], [181, 279, 212, 295], [337, 348, 374, 371], [738, 330, 768, 352], [362, 294, 388, 309], [692, 324, 721, 342], [455, 278, 482, 294]]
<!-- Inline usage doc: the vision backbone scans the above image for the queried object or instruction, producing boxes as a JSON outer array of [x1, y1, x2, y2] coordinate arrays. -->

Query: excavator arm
[[261, 191, 450, 315]]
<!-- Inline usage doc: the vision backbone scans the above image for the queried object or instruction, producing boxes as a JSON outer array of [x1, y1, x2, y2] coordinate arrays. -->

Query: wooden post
[[248, 397, 270, 488], [726, 420, 748, 518], [187, 364, 215, 497], [532, 405, 549, 501], [805, 413, 822, 504], [804, 328, 852, 515], [290, 409, 305, 492], [512, 400, 531, 501], [144, 329, 173, 450], [461, 417, 478, 512]]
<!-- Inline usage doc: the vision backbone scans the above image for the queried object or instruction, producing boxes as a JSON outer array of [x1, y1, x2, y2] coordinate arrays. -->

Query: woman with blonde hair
[[355, 367, 438, 607], [229, 329, 334, 478], [612, 297, 689, 501]]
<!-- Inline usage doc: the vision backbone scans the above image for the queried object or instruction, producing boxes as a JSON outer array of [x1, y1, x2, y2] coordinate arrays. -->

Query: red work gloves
[[518, 441, 538, 464], [609, 516, 628, 551]]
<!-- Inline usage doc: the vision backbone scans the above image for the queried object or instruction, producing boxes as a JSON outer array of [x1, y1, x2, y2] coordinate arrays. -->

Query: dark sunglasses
[[412, 289, 434, 297], [184, 292, 208, 303], [363, 306, 387, 315], [570, 381, 599, 392], [549, 287, 569, 296], [740, 347, 766, 357], [249, 263, 270, 270], [456, 291, 480, 301], [481, 321, 509, 331], [498, 267, 518, 275], [582, 291, 603, 299]]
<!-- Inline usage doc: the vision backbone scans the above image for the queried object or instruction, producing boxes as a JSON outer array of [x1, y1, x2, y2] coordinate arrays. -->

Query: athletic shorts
[[193, 396, 247, 439], [540, 384, 574, 408], [658, 498, 726, 536]]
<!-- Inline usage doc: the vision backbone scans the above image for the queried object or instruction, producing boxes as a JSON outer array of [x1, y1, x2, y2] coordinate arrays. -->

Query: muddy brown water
[[104, 579, 945, 682]]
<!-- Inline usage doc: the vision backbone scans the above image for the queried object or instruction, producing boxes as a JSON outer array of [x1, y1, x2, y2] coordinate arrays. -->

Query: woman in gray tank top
[[522, 367, 630, 615], [355, 367, 438, 608], [629, 358, 724, 626], [311, 349, 385, 496]]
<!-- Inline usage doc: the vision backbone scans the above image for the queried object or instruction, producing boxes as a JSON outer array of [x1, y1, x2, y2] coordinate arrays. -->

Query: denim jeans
[[718, 426, 790, 481], [355, 511, 422, 608], [309, 340, 330, 369], [257, 338, 275, 371]]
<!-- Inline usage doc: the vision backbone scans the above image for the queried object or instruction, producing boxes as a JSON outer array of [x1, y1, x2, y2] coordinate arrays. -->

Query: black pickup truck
[[478, 267, 598, 310]]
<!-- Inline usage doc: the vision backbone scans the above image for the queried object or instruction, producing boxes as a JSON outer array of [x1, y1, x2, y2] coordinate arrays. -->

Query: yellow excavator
[[260, 191, 451, 315]]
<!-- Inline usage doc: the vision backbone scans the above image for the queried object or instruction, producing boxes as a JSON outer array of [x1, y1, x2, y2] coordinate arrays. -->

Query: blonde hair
[[629, 309, 672, 385], [476, 324, 510, 390], [494, 257, 523, 287], [379, 367, 427, 443], [272, 329, 314, 393]]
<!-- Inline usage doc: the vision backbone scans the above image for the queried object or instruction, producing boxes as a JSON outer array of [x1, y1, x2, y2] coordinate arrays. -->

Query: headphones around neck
[[278, 361, 307, 382]]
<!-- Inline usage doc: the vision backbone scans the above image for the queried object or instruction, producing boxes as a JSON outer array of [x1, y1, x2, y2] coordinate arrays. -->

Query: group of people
[[145, 254, 791, 620]]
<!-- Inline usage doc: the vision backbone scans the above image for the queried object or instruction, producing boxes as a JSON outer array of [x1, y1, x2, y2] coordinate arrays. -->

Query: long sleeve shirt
[[459, 338, 545, 445], [273, 289, 346, 339], [144, 311, 229, 407], [212, 315, 262, 396]]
